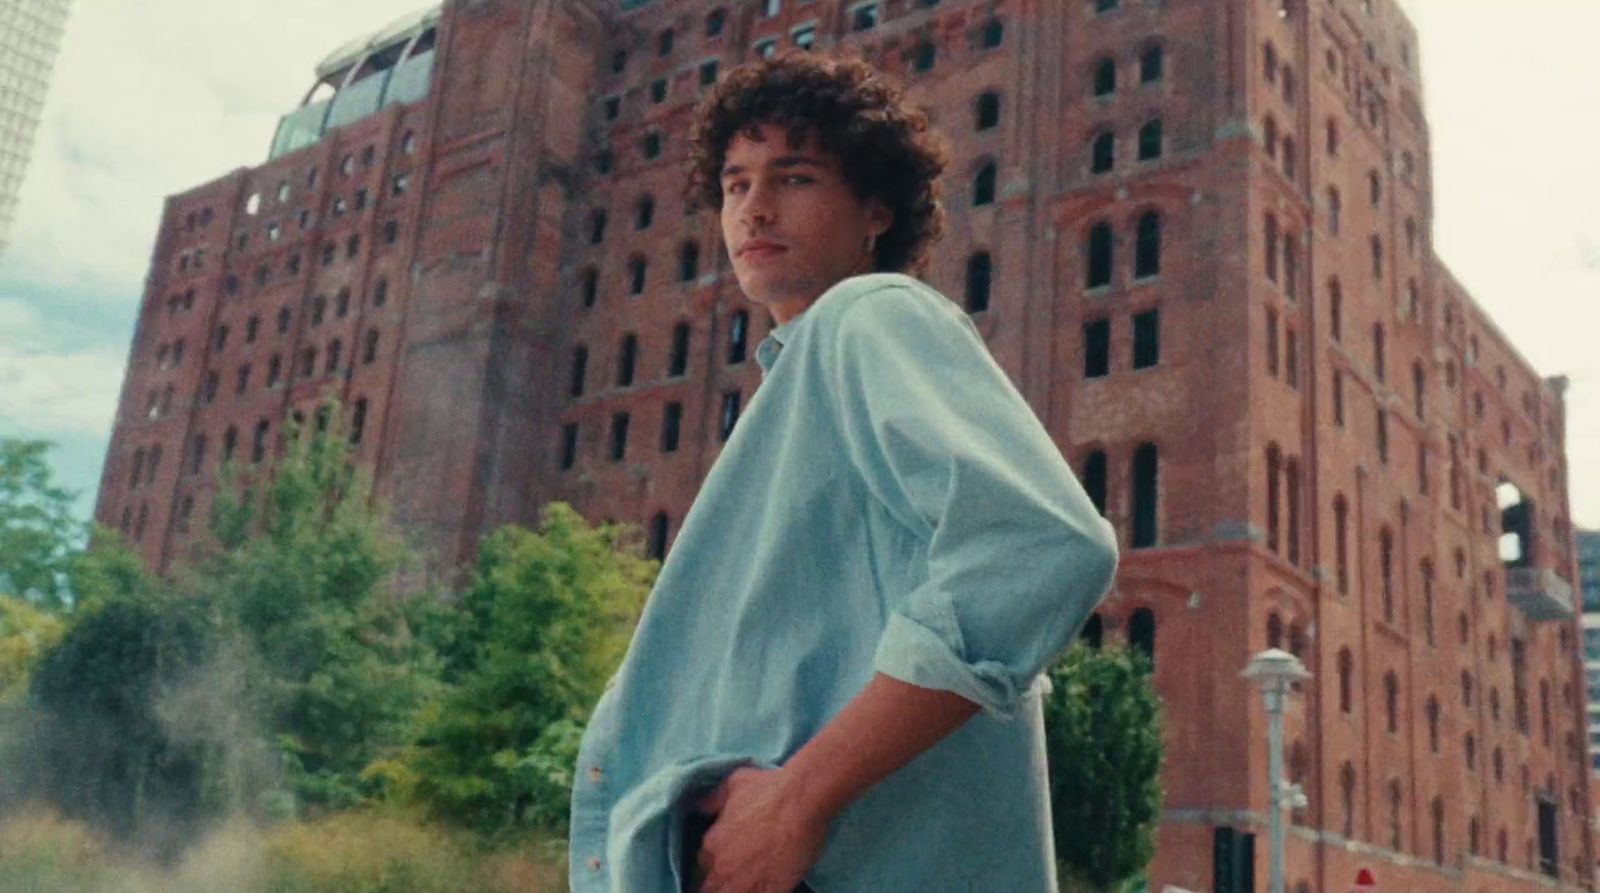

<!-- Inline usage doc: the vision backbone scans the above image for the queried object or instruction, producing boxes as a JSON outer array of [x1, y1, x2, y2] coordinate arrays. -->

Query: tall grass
[[0, 804, 569, 893]]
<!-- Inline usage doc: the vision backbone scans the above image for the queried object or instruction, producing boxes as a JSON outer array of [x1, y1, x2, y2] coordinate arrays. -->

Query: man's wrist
[[779, 750, 848, 825]]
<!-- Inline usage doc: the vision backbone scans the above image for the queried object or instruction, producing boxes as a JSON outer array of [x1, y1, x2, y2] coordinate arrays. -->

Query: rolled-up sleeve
[[824, 282, 1119, 721]]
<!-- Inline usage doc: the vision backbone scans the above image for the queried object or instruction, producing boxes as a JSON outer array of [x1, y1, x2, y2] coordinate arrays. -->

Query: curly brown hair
[[685, 51, 949, 276]]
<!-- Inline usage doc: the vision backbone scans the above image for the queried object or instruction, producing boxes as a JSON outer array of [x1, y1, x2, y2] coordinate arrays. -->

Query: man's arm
[[782, 672, 981, 822]]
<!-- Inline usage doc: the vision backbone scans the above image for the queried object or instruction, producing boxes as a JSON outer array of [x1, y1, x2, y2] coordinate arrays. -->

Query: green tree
[[0, 595, 65, 703], [27, 576, 221, 861], [402, 503, 653, 834], [197, 399, 441, 816], [1045, 643, 1166, 892], [0, 593, 67, 810], [0, 438, 82, 611]]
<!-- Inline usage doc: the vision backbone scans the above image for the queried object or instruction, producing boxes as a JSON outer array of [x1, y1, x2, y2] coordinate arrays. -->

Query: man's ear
[[868, 199, 894, 240]]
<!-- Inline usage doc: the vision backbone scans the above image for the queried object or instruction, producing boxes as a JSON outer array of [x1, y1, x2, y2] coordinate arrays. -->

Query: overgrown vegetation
[[0, 414, 1163, 891]]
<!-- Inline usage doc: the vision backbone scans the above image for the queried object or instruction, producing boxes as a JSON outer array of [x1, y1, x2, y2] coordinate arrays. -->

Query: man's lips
[[739, 242, 787, 258]]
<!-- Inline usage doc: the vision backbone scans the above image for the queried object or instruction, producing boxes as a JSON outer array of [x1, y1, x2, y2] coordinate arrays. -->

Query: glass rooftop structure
[[269, 5, 441, 161]]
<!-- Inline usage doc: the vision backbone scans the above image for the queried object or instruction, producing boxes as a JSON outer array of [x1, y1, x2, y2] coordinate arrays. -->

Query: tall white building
[[1579, 530, 1600, 769], [0, 0, 71, 257]]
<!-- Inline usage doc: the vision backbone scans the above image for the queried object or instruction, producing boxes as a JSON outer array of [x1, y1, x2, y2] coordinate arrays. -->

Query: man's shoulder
[[811, 272, 961, 333]]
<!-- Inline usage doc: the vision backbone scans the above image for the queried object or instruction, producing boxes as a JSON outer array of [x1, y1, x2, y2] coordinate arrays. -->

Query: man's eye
[[726, 182, 747, 194], [785, 175, 812, 185]]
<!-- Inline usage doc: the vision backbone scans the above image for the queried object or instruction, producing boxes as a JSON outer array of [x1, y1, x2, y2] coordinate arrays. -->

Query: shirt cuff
[[870, 608, 1035, 723]]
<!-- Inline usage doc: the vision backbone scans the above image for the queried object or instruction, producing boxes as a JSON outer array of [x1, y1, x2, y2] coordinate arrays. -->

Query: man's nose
[[739, 180, 775, 228]]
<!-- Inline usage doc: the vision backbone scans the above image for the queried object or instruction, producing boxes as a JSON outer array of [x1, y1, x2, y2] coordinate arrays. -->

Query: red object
[[1354, 867, 1377, 887]]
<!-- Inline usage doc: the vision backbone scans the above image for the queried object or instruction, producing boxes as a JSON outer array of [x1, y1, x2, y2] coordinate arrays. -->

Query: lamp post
[[1242, 648, 1311, 893]]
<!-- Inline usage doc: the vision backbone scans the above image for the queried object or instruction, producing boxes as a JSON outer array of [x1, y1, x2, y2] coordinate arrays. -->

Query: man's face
[[718, 122, 891, 321]]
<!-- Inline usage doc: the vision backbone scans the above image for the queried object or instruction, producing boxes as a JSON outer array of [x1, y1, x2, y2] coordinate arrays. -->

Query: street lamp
[[1242, 647, 1311, 893]]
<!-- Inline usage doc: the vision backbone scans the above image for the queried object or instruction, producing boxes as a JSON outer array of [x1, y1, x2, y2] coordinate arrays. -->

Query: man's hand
[[691, 765, 830, 893]]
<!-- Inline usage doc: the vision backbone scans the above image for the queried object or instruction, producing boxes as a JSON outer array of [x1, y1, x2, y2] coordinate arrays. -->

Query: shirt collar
[[755, 307, 806, 374]]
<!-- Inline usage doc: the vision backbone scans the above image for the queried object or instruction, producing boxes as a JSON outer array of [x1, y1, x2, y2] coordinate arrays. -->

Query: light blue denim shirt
[[569, 272, 1119, 892]]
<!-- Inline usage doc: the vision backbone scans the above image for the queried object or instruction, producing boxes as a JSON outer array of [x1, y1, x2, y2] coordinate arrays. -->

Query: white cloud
[[0, 298, 39, 332], [0, 339, 125, 437], [1, 0, 1597, 530], [0, 0, 427, 295]]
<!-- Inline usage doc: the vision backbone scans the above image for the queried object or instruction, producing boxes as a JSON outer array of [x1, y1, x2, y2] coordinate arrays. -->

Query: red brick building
[[93, 0, 1592, 888]]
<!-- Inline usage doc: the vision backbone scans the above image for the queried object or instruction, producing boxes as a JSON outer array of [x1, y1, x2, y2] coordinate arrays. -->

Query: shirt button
[[587, 856, 602, 872], [588, 765, 603, 782]]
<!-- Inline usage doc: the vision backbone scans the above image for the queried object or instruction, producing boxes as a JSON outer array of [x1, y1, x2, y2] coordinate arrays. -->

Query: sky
[[0, 0, 1596, 531]]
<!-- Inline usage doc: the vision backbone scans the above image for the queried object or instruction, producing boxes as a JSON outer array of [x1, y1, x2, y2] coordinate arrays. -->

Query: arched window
[[1265, 444, 1282, 552], [1093, 58, 1116, 96], [1326, 118, 1339, 156], [1266, 612, 1284, 649], [1137, 119, 1162, 161], [1338, 648, 1353, 714], [705, 9, 725, 37], [1385, 672, 1399, 734], [1134, 211, 1160, 278], [1131, 443, 1158, 547], [1388, 780, 1403, 850], [617, 334, 637, 386], [1327, 187, 1342, 235], [913, 41, 936, 72], [1087, 221, 1113, 288], [965, 252, 992, 313], [1091, 131, 1115, 173], [1081, 449, 1107, 515], [973, 162, 997, 206], [1263, 115, 1278, 158], [1080, 612, 1104, 649], [975, 92, 1001, 130], [981, 18, 1004, 50], [1264, 213, 1279, 281], [630, 257, 647, 294], [1334, 495, 1349, 593], [636, 195, 654, 229], [581, 267, 598, 307], [569, 345, 587, 396], [1368, 169, 1381, 206], [1129, 607, 1156, 668], [680, 242, 700, 282], [1426, 696, 1440, 752], [1379, 526, 1395, 621], [364, 328, 379, 364], [1421, 559, 1435, 643], [649, 512, 670, 560], [1281, 137, 1296, 179], [669, 322, 690, 376], [1413, 361, 1426, 419], [1284, 458, 1301, 564], [590, 209, 607, 244], [1328, 277, 1343, 340], [1140, 44, 1164, 83], [1370, 234, 1384, 280]]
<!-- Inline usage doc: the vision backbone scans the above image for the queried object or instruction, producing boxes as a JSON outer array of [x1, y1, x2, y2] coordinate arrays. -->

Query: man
[[568, 53, 1119, 893]]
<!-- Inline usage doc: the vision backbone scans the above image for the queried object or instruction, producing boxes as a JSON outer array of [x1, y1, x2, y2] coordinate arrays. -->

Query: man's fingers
[[695, 782, 728, 815]]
